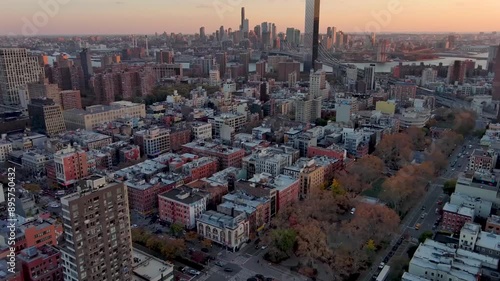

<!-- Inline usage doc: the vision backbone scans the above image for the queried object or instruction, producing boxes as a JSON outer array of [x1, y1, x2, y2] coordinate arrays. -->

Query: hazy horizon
[[1, 0, 500, 36]]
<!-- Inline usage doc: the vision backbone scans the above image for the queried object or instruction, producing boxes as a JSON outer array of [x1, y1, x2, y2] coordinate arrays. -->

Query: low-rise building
[[18, 245, 63, 281], [469, 149, 498, 172], [284, 158, 325, 198], [158, 187, 209, 229], [455, 171, 500, 209], [197, 210, 249, 252], [409, 239, 499, 281], [235, 173, 299, 218], [450, 192, 492, 218], [182, 157, 218, 183], [22, 151, 49, 174], [486, 215, 500, 234], [460, 222, 500, 258], [132, 248, 174, 281], [182, 141, 245, 169], [134, 127, 171, 158], [218, 191, 271, 235], [0, 139, 12, 162], [63, 101, 146, 130], [442, 202, 474, 233], [191, 122, 212, 140]]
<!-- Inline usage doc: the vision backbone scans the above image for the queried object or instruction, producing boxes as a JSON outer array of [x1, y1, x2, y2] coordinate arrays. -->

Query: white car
[[350, 208, 356, 215], [378, 262, 385, 269]]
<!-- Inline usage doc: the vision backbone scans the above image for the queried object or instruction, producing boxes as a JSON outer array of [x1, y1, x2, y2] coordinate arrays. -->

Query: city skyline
[[1, 0, 500, 35]]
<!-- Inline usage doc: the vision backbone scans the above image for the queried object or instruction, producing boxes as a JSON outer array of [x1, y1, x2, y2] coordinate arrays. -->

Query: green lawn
[[362, 177, 386, 198]]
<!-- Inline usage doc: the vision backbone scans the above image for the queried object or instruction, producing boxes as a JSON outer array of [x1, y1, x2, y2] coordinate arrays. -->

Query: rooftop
[[246, 173, 298, 192], [158, 186, 208, 205], [442, 203, 475, 218], [64, 101, 143, 116], [401, 272, 431, 281], [197, 210, 246, 229], [132, 248, 173, 281], [17, 245, 60, 263], [457, 170, 499, 192], [475, 231, 500, 251], [182, 141, 244, 155]]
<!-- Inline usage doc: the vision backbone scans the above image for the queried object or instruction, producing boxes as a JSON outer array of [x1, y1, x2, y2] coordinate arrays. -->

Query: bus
[[376, 265, 390, 281]]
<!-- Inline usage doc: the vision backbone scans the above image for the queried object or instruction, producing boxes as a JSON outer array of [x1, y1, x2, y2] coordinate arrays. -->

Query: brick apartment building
[[158, 187, 209, 229], [18, 245, 63, 281], [182, 141, 245, 169]]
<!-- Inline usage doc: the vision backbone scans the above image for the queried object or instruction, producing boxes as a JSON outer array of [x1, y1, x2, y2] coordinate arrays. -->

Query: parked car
[[415, 223, 421, 230], [378, 262, 385, 269], [255, 274, 265, 280], [215, 261, 224, 267], [187, 269, 200, 276]]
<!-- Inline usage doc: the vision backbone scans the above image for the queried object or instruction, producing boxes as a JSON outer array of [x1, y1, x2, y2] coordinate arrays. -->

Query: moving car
[[214, 261, 224, 267], [378, 262, 385, 269], [415, 223, 421, 230], [224, 268, 233, 272]]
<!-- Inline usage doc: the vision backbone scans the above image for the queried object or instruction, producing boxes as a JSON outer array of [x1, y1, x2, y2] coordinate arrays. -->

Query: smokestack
[[145, 35, 149, 57]]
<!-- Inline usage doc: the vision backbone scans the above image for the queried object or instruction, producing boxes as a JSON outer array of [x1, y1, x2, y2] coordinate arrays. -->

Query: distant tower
[[241, 7, 245, 31], [304, 0, 321, 72], [492, 44, 500, 121], [145, 35, 149, 57]]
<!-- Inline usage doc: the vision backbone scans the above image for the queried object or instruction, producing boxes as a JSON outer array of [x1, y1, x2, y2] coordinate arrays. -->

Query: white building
[[209, 69, 220, 86], [398, 108, 431, 128], [421, 68, 437, 86], [134, 127, 171, 158], [0, 139, 12, 162], [22, 151, 49, 174], [197, 210, 249, 252], [63, 101, 146, 130], [191, 122, 212, 140], [209, 113, 246, 139], [450, 192, 492, 218], [409, 239, 499, 281], [459, 222, 500, 258]]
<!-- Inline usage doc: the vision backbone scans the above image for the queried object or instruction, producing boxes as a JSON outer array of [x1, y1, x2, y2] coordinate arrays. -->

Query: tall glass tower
[[304, 0, 320, 72]]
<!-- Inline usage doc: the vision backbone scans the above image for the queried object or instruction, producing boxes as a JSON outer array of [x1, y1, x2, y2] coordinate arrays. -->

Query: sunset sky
[[1, 0, 500, 35]]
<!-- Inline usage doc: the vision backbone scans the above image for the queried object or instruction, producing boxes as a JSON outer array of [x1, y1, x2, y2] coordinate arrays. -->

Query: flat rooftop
[[132, 248, 173, 281], [158, 187, 208, 205]]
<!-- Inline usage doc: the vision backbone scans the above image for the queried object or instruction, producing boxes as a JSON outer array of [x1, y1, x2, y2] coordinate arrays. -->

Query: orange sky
[[1, 0, 499, 35]]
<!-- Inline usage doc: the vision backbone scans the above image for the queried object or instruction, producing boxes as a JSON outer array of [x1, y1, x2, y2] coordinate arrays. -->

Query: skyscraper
[[241, 7, 245, 30], [492, 45, 500, 102], [215, 52, 227, 78], [0, 48, 44, 106], [61, 177, 133, 281], [364, 64, 376, 91], [80, 48, 93, 89], [200, 27, 206, 42], [304, 0, 321, 72]]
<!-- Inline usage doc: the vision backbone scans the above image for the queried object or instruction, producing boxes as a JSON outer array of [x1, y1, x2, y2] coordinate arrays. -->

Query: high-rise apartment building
[[240, 52, 250, 78], [200, 27, 206, 42], [0, 48, 44, 106], [61, 177, 133, 281], [278, 60, 300, 82], [215, 52, 227, 78], [492, 45, 500, 102], [364, 64, 376, 90], [447, 60, 466, 85], [28, 83, 61, 105], [60, 90, 82, 110], [304, 0, 321, 72], [421, 68, 437, 86], [28, 98, 66, 137], [156, 50, 174, 64]]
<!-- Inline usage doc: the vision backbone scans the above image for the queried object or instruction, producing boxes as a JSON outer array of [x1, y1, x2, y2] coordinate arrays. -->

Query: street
[[360, 137, 479, 281]]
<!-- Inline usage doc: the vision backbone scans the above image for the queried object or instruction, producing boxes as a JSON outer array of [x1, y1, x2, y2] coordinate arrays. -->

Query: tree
[[315, 118, 328, 126], [170, 222, 184, 236], [184, 231, 198, 241], [387, 257, 409, 281], [453, 110, 476, 136], [347, 155, 385, 185], [419, 231, 434, 243], [365, 239, 376, 252], [330, 179, 346, 196], [443, 179, 457, 195], [406, 127, 428, 151], [375, 133, 414, 170]]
